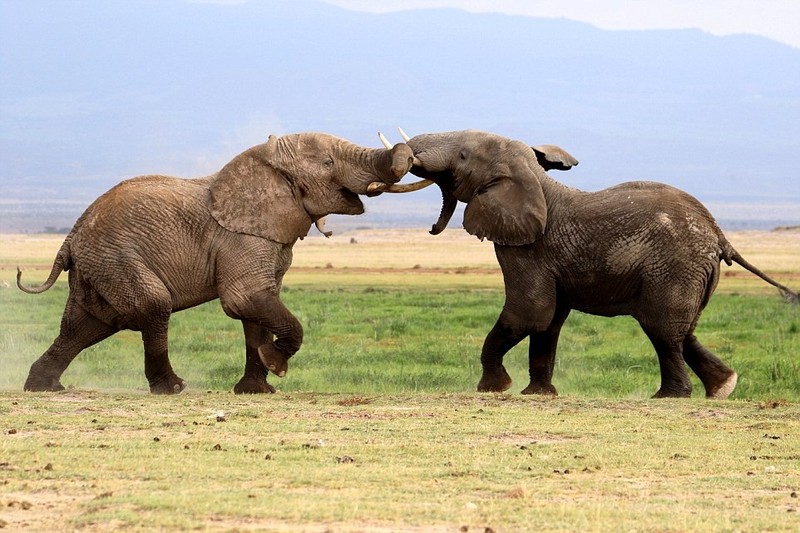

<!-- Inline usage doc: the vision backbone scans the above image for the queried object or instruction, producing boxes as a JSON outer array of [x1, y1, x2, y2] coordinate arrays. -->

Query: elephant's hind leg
[[24, 299, 117, 392], [233, 320, 277, 394], [125, 283, 185, 394], [141, 317, 185, 394], [683, 334, 737, 399], [642, 328, 692, 398]]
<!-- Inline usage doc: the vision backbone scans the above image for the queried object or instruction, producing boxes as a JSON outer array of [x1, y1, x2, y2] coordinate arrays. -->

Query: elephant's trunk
[[430, 183, 458, 235], [367, 133, 433, 194], [369, 143, 416, 184]]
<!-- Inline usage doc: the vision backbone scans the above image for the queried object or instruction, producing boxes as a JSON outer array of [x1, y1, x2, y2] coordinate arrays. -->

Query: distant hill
[[1, 0, 799, 232]]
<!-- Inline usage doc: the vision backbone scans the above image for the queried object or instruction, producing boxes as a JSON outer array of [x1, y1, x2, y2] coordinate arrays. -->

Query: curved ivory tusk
[[315, 217, 333, 238], [367, 182, 388, 193], [398, 127, 411, 142], [378, 132, 393, 149], [367, 179, 434, 194]]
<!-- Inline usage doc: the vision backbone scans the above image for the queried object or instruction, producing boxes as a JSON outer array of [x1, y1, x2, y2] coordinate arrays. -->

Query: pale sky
[[322, 0, 800, 48]]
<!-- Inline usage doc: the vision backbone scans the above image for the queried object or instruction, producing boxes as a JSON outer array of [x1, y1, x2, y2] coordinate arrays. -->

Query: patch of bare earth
[[0, 491, 95, 531], [202, 518, 459, 532]]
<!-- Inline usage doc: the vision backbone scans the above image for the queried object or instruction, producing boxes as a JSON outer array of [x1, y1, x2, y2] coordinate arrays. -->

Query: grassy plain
[[2, 392, 799, 532], [1, 228, 799, 531]]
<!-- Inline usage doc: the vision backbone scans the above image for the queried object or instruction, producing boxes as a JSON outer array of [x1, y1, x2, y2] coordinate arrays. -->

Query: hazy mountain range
[[1, 0, 799, 233]]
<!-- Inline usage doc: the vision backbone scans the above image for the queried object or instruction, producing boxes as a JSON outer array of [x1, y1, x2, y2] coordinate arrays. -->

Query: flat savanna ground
[[1, 228, 799, 531]]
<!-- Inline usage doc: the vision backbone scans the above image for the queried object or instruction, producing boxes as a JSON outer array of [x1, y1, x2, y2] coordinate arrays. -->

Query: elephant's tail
[[725, 246, 799, 305], [17, 239, 72, 294]]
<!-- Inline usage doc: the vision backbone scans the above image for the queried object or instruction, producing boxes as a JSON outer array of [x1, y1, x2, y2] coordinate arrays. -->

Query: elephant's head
[[209, 132, 414, 243], [380, 129, 577, 246]]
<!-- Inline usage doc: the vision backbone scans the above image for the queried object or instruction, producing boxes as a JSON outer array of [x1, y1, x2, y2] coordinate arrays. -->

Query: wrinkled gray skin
[[19, 133, 414, 394], [406, 130, 798, 398]]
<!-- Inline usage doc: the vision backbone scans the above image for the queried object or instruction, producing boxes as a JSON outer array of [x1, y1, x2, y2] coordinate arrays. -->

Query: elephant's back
[[586, 181, 721, 236], [559, 181, 726, 286], [69, 175, 214, 266]]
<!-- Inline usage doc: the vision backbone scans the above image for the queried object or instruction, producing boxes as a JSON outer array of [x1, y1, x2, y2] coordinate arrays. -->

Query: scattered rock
[[335, 455, 355, 464], [208, 411, 226, 422]]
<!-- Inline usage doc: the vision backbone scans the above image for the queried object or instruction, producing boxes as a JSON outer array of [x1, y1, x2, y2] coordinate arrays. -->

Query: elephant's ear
[[531, 144, 578, 171], [208, 140, 312, 243], [463, 174, 547, 246]]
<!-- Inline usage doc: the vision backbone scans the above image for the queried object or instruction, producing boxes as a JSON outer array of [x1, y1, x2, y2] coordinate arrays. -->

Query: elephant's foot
[[651, 386, 692, 399], [23, 374, 66, 392], [477, 366, 513, 392], [234, 375, 277, 394], [705, 372, 737, 400], [520, 382, 558, 396], [149, 373, 186, 395], [257, 344, 288, 378]]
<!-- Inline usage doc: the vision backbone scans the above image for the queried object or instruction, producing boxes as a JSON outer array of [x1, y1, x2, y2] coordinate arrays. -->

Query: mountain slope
[[1, 0, 798, 231]]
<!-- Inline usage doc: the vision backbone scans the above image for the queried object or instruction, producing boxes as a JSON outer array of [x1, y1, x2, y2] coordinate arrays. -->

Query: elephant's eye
[[323, 157, 334, 168], [459, 150, 468, 161]]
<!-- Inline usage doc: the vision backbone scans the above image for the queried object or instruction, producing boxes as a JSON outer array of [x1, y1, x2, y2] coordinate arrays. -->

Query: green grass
[[1, 281, 798, 400], [2, 279, 799, 531], [1, 392, 798, 531]]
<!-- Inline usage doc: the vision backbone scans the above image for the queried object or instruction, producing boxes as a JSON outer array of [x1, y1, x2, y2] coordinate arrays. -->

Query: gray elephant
[[379, 129, 798, 399], [18, 132, 414, 394]]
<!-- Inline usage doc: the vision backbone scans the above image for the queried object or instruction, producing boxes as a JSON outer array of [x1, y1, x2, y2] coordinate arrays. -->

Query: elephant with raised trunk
[[379, 129, 798, 399], [19, 132, 415, 394]]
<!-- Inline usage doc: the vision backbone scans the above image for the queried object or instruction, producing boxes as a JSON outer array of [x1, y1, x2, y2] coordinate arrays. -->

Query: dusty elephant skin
[[18, 133, 414, 394], [400, 129, 798, 399]]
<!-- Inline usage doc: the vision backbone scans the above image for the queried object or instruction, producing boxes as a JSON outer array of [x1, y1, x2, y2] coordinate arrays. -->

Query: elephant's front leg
[[477, 317, 527, 392], [521, 306, 570, 396], [233, 321, 277, 394], [222, 288, 304, 381], [520, 331, 559, 396]]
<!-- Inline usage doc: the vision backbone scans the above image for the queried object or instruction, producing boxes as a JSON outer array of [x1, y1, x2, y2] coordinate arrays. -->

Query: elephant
[[18, 132, 415, 394], [378, 129, 798, 399]]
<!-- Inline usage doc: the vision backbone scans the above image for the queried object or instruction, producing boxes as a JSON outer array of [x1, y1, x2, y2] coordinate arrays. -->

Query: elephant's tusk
[[398, 127, 411, 142], [315, 217, 333, 238], [378, 132, 393, 149], [378, 131, 421, 167], [367, 179, 434, 194]]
